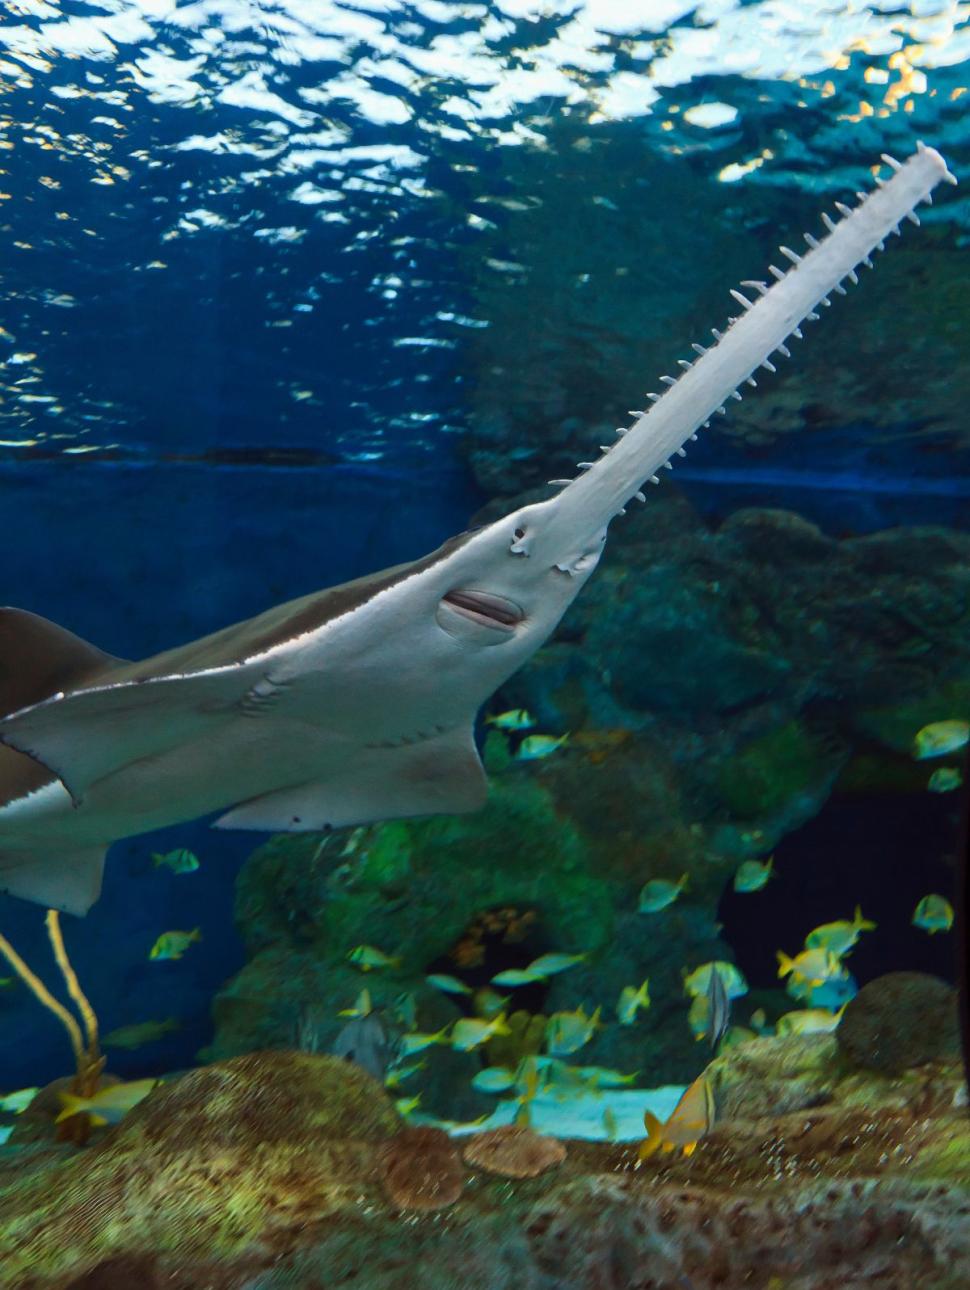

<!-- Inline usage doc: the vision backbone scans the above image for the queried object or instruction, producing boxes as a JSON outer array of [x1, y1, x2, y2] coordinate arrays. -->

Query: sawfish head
[[0, 143, 956, 921]]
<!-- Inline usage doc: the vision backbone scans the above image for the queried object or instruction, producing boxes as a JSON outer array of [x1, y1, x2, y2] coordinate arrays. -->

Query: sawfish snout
[[437, 589, 523, 644]]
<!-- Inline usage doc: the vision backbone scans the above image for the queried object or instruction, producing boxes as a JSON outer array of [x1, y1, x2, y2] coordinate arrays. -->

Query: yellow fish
[[148, 928, 201, 961], [337, 988, 373, 1017], [687, 992, 711, 1042], [912, 719, 969, 760], [804, 907, 876, 956], [56, 1078, 161, 1127], [682, 961, 747, 1000], [572, 1065, 638, 1088], [515, 733, 569, 761], [394, 1095, 422, 1116], [0, 976, 15, 989], [638, 873, 688, 913], [524, 952, 587, 977], [102, 1017, 180, 1049], [451, 1013, 511, 1052], [616, 978, 651, 1025], [0, 1087, 39, 1114], [733, 856, 774, 892], [546, 1004, 602, 1056], [928, 766, 962, 793], [912, 893, 954, 934], [383, 1060, 426, 1089], [472, 987, 510, 1018], [397, 1025, 451, 1057], [347, 945, 402, 972], [776, 1005, 845, 1036], [151, 847, 200, 874], [426, 973, 473, 996], [602, 1107, 619, 1142], [776, 947, 843, 987], [485, 708, 535, 731], [640, 1072, 716, 1160]]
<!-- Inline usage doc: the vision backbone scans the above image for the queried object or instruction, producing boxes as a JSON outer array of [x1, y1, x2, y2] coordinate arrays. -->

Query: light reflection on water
[[0, 0, 966, 467]]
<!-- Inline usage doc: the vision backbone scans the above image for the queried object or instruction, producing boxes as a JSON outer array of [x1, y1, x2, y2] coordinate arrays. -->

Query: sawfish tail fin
[[0, 845, 107, 916]]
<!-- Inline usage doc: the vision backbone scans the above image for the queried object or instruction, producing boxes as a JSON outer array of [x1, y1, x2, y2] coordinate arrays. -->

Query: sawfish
[[0, 144, 956, 916]]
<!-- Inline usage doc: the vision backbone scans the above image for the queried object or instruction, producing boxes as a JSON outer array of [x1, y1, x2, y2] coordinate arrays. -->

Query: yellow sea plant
[[0, 909, 104, 1139]]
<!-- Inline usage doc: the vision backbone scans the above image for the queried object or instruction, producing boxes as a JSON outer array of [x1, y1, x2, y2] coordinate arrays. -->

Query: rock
[[1, 1049, 968, 1288], [462, 1125, 566, 1179], [837, 971, 961, 1073], [378, 1126, 463, 1211]]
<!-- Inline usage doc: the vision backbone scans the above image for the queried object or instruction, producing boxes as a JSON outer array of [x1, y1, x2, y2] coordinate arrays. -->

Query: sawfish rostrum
[[0, 145, 956, 916]]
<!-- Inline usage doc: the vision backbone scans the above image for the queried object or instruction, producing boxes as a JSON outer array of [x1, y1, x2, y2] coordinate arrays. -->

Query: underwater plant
[[0, 910, 104, 1138]]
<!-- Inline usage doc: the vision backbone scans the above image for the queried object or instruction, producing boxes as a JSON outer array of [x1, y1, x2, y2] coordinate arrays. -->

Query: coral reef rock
[[837, 970, 961, 1074], [1, 1041, 968, 1289]]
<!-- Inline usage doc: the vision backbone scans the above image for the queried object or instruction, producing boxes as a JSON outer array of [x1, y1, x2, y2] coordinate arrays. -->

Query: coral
[[462, 1125, 566, 1179], [0, 909, 107, 1144], [714, 720, 844, 821], [378, 1126, 463, 1211], [709, 1033, 839, 1120], [1, 1046, 968, 1288], [837, 971, 960, 1074]]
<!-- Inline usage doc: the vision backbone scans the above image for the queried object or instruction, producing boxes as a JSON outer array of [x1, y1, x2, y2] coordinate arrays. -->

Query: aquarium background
[[0, 0, 966, 1111]]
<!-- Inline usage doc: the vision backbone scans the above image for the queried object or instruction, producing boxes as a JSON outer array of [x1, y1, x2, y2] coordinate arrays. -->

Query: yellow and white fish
[[912, 893, 954, 934], [347, 945, 402, 972], [638, 873, 688, 913], [397, 1025, 451, 1057], [640, 1072, 716, 1161], [471, 1066, 517, 1094], [515, 733, 569, 761], [148, 928, 201, 961], [928, 766, 962, 793], [571, 1065, 638, 1089], [775, 1005, 845, 1037], [426, 973, 473, 996], [682, 961, 748, 1000], [733, 856, 774, 892], [337, 988, 373, 1018], [486, 708, 535, 731], [472, 987, 510, 1018], [776, 947, 843, 987], [616, 979, 651, 1026], [102, 1017, 180, 1049], [546, 1004, 602, 1056], [451, 1013, 511, 1052], [151, 847, 200, 874], [491, 967, 546, 987], [912, 719, 969, 760], [524, 952, 587, 977], [56, 1078, 161, 1127], [383, 1059, 426, 1089], [394, 1095, 422, 1117], [804, 907, 876, 956], [0, 1087, 39, 1114]]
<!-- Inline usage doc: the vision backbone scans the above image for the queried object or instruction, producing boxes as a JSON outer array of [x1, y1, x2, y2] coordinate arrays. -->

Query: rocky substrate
[[1, 1046, 967, 1290]]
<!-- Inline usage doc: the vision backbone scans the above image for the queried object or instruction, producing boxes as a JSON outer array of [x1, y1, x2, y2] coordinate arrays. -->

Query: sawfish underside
[[0, 144, 956, 915]]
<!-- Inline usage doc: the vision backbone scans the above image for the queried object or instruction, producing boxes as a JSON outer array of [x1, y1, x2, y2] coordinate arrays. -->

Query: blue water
[[0, 1, 967, 1092]]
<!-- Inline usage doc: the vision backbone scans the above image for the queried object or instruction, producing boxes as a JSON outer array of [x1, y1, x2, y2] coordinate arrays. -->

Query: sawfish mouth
[[438, 589, 523, 635]]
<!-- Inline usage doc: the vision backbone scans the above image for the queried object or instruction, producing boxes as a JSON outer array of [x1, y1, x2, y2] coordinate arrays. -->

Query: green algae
[[714, 719, 843, 820]]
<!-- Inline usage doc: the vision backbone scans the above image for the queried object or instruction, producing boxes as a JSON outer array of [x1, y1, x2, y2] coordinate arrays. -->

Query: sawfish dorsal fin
[[0, 608, 126, 720], [214, 725, 487, 832]]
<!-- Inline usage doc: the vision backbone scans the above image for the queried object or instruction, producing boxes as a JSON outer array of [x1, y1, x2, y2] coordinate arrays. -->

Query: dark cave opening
[[718, 789, 960, 993], [425, 904, 551, 1018]]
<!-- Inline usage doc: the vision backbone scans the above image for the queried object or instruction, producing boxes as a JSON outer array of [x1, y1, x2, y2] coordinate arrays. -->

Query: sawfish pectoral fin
[[0, 843, 107, 915], [213, 725, 488, 832], [0, 668, 247, 803]]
